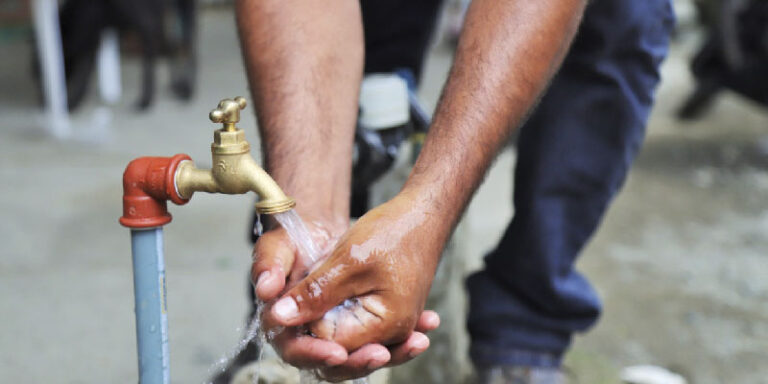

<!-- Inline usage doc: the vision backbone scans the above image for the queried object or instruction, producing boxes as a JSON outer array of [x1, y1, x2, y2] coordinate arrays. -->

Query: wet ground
[[1, 7, 767, 384]]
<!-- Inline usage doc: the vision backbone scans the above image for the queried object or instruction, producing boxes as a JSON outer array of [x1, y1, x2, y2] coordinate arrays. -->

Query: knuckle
[[296, 279, 325, 312], [382, 314, 417, 344], [251, 246, 262, 263], [251, 245, 271, 266], [299, 273, 333, 305], [250, 258, 266, 274]]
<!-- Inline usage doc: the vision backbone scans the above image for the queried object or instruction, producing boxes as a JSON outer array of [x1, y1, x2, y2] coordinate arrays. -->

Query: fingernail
[[414, 335, 429, 349], [408, 335, 429, 358], [272, 297, 299, 321], [255, 271, 271, 291]]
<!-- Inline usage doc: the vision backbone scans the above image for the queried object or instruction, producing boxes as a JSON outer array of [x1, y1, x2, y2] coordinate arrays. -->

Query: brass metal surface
[[209, 96, 247, 132], [175, 97, 296, 214]]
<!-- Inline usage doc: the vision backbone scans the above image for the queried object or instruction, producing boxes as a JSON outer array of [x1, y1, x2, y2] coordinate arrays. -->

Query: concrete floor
[[1, 7, 767, 384]]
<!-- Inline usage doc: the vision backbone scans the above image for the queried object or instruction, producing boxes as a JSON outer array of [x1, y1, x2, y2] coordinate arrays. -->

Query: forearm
[[236, 0, 363, 224], [403, 0, 587, 238]]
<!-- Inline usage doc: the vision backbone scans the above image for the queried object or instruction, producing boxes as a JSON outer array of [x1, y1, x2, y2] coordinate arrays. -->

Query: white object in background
[[32, 0, 71, 138], [97, 29, 122, 105], [359, 74, 410, 130], [621, 365, 687, 384]]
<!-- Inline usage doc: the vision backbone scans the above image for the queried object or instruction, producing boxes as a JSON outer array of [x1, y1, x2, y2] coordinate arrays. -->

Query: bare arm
[[236, 0, 376, 372], [247, 0, 588, 380], [405, 0, 587, 238], [237, 0, 442, 375], [265, 0, 588, 380], [236, 0, 363, 227]]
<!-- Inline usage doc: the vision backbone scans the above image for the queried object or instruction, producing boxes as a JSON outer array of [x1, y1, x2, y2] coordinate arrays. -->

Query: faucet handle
[[209, 96, 247, 131]]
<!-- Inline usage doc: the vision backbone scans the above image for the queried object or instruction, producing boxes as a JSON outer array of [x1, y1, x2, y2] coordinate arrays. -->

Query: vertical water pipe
[[120, 155, 191, 384], [130, 228, 170, 384]]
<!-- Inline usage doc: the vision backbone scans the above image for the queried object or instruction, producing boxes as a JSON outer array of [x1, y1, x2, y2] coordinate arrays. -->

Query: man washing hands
[[233, 0, 674, 382]]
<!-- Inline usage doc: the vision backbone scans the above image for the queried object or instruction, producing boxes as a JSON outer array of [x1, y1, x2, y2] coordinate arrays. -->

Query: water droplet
[[208, 209, 374, 384], [254, 213, 263, 237]]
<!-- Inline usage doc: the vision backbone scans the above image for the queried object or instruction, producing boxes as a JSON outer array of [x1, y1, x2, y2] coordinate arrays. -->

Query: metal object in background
[[351, 72, 431, 217], [120, 97, 294, 383]]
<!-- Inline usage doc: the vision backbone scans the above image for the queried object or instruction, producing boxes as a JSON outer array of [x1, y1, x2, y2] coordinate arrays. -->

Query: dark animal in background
[[678, 0, 768, 119], [54, 0, 197, 111]]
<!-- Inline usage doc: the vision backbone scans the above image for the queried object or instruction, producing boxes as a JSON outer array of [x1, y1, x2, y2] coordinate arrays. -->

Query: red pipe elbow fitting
[[119, 154, 192, 229]]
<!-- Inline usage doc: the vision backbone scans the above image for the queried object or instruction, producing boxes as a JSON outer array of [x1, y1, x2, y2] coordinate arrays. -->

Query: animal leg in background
[[170, 0, 197, 100]]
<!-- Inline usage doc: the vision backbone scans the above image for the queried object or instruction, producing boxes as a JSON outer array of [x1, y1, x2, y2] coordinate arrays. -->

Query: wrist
[[392, 186, 458, 245], [266, 166, 351, 232]]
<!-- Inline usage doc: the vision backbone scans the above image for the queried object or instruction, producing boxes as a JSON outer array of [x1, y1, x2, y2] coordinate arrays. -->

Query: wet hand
[[251, 211, 441, 378], [251, 215, 343, 300], [267, 309, 439, 382], [263, 192, 448, 378]]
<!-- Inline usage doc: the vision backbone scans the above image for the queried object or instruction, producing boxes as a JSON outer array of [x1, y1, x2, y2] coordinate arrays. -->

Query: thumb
[[251, 230, 295, 301], [269, 261, 361, 327]]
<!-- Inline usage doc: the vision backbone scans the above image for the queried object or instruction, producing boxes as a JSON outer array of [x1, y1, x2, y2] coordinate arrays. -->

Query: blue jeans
[[466, 0, 675, 367]]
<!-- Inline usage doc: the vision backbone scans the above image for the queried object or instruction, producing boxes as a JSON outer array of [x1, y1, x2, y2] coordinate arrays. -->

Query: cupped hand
[[251, 215, 343, 300], [263, 192, 448, 372], [268, 309, 440, 382], [251, 210, 442, 379]]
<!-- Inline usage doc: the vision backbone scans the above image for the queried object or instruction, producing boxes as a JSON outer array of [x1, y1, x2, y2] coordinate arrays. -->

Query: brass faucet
[[174, 97, 296, 214]]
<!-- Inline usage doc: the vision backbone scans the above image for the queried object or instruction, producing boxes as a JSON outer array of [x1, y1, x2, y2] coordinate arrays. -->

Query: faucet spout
[[174, 97, 296, 215], [175, 156, 295, 214], [239, 156, 297, 214]]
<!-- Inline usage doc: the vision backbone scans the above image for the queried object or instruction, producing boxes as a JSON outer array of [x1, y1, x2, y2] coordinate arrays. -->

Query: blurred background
[[1, 0, 767, 383]]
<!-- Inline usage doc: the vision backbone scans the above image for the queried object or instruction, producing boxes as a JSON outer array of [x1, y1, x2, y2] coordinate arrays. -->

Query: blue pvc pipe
[[130, 228, 170, 384]]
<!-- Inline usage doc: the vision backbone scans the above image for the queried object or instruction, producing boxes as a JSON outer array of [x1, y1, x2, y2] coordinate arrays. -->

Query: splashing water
[[205, 301, 266, 384], [254, 213, 264, 237], [299, 370, 322, 384], [275, 210, 369, 384], [210, 209, 369, 384]]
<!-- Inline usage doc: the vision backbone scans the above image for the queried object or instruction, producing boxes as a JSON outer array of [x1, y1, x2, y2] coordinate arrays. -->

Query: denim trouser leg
[[467, 0, 675, 367], [360, 0, 443, 82]]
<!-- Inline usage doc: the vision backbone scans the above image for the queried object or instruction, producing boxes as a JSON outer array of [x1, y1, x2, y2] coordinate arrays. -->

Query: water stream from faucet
[[273, 209, 322, 266], [208, 209, 370, 384], [273, 210, 370, 384]]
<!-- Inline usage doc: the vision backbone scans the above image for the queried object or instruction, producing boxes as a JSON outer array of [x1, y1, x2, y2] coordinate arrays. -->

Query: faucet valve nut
[[210, 96, 248, 131]]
